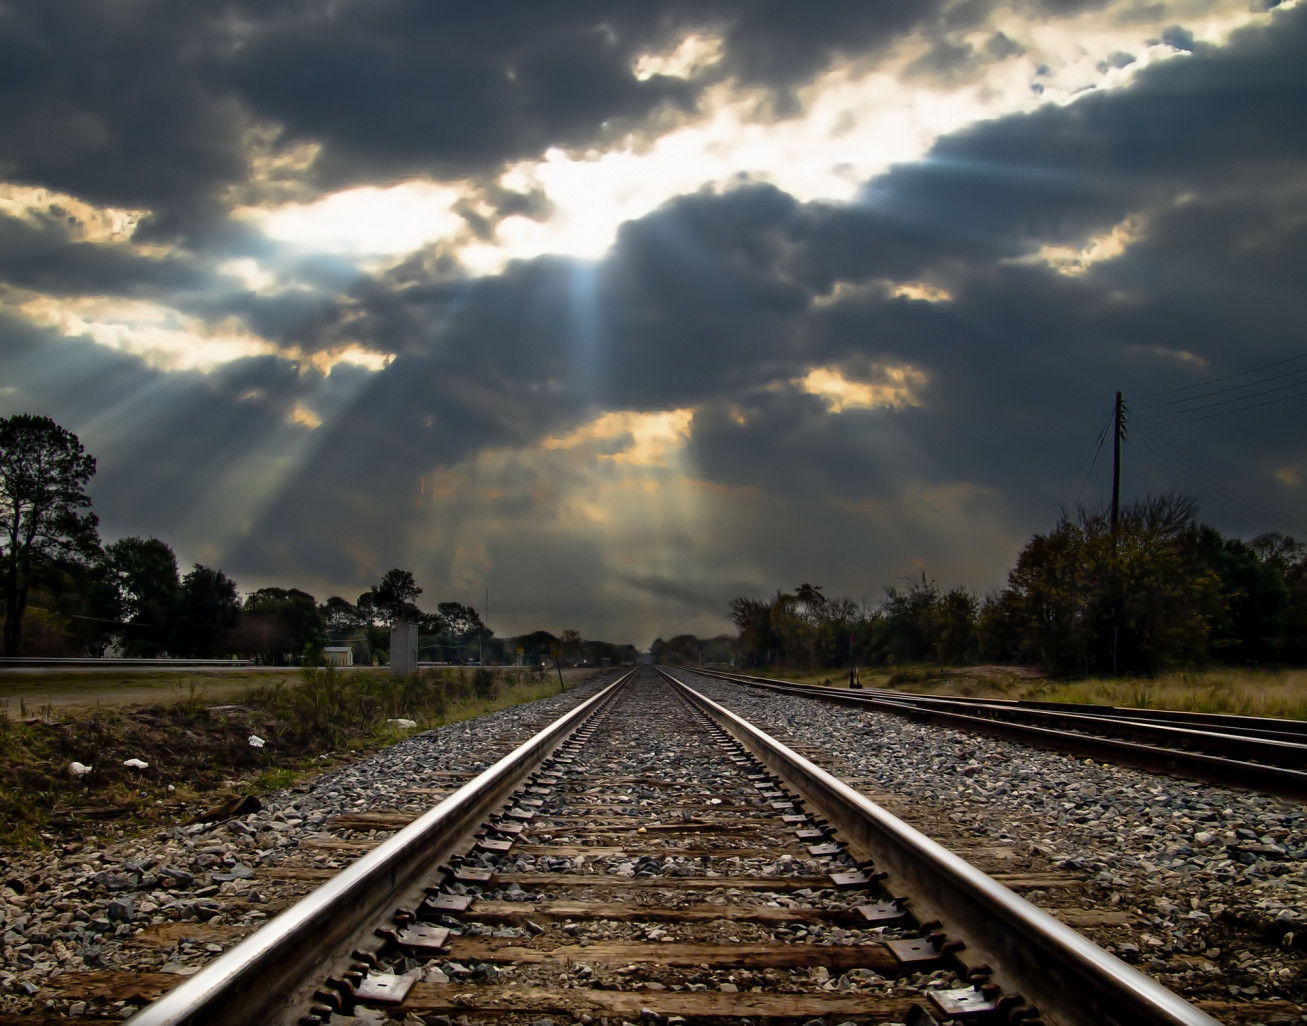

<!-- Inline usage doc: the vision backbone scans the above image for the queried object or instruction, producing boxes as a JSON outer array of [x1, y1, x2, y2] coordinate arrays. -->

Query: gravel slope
[[0, 673, 618, 1021], [678, 670, 1307, 1025]]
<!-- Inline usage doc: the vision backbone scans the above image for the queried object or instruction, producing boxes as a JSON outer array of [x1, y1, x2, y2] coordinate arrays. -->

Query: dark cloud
[[4, 2, 1306, 637], [1159, 25, 1195, 50], [987, 31, 1027, 59], [0, 211, 209, 298], [0, 3, 252, 219], [0, 0, 963, 230], [1097, 49, 1137, 71]]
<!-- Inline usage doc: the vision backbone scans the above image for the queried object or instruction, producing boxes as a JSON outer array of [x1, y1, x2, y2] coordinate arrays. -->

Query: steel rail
[[732, 678, 1307, 765], [127, 668, 636, 1026], [659, 667, 1220, 1026], [694, 669, 1306, 752], [975, 700, 1307, 741], [849, 688, 1307, 746], [689, 666, 1307, 799]]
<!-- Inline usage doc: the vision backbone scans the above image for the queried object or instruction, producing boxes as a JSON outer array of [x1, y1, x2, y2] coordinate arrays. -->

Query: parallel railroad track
[[113, 666, 1223, 1025], [679, 667, 1307, 801]]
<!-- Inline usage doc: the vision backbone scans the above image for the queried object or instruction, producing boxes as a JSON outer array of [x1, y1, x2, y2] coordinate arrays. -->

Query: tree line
[[1, 414, 635, 664], [725, 494, 1307, 677]]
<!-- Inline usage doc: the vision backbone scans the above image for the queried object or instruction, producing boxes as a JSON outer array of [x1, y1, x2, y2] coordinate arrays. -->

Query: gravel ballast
[[678, 670, 1307, 1023], [0, 673, 618, 1020]]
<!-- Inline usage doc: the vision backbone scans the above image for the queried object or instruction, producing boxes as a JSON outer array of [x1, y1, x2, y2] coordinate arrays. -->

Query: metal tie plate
[[519, 797, 545, 807], [395, 923, 451, 953], [887, 937, 944, 965], [353, 971, 415, 1005], [477, 837, 514, 853], [769, 800, 795, 810], [928, 987, 1000, 1018], [505, 808, 536, 821], [781, 814, 808, 824], [856, 901, 908, 923], [829, 870, 872, 889], [807, 842, 843, 857], [449, 866, 493, 884], [491, 821, 525, 835], [423, 892, 474, 913], [795, 828, 827, 841]]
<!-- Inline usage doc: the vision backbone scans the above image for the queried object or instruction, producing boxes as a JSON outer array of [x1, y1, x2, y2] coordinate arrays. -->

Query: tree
[[0, 415, 99, 655], [321, 595, 361, 637], [560, 628, 582, 664], [239, 587, 324, 664], [936, 587, 979, 664], [880, 574, 944, 664], [101, 537, 180, 656], [435, 601, 486, 641], [996, 494, 1217, 676], [373, 568, 423, 625], [354, 590, 389, 663], [171, 564, 240, 657]]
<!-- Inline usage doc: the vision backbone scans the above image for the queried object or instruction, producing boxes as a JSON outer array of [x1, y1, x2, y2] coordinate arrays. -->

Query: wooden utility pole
[[1110, 390, 1123, 535]]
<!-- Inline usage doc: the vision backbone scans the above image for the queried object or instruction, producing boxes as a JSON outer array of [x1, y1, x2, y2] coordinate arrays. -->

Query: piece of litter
[[123, 758, 149, 770], [387, 718, 417, 729], [68, 761, 93, 777], [248, 735, 266, 748]]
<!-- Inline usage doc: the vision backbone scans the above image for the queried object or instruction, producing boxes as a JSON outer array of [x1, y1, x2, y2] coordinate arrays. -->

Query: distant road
[[0, 662, 590, 710], [0, 663, 309, 676]]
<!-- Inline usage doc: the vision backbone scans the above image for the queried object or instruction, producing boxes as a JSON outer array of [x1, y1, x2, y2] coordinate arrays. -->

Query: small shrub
[[472, 667, 496, 700], [886, 666, 947, 687], [445, 669, 472, 703]]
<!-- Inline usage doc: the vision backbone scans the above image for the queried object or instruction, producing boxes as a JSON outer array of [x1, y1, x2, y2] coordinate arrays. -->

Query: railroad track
[[106, 665, 1226, 1026], [679, 666, 1307, 800]]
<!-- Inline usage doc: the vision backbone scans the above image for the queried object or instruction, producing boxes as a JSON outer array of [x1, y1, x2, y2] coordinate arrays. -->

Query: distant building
[[323, 646, 354, 667]]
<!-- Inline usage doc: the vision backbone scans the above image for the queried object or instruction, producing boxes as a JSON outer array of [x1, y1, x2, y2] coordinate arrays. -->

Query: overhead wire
[[1133, 376, 1307, 423], [1045, 410, 1114, 532], [1129, 350, 1307, 402], [1130, 365, 1307, 412], [1132, 428, 1307, 538], [1132, 387, 1307, 429], [1071, 419, 1111, 512]]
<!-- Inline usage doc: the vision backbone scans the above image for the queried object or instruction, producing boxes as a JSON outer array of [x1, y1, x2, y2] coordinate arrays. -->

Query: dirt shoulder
[[0, 665, 609, 850]]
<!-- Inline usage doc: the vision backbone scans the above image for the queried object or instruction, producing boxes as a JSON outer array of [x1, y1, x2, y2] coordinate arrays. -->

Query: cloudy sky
[[2, 0, 1305, 646]]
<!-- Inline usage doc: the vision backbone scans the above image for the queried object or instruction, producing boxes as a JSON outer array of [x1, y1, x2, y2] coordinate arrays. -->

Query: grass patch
[[0, 664, 583, 851], [1020, 669, 1307, 719], [739, 663, 1307, 719]]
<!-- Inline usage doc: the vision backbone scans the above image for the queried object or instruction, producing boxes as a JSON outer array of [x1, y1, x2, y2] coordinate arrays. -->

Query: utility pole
[[1110, 390, 1123, 536]]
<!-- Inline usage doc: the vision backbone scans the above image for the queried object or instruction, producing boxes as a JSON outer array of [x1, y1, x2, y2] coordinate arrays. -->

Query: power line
[[1133, 433, 1261, 517], [1133, 387, 1307, 430], [1133, 376, 1307, 424], [1132, 429, 1307, 537], [1045, 410, 1113, 531], [1130, 350, 1307, 402], [1073, 417, 1111, 511], [1131, 365, 1307, 412]]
